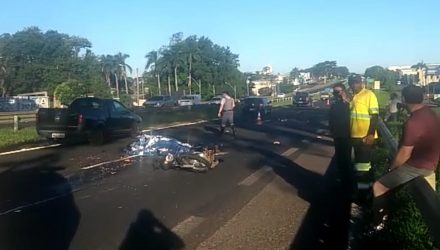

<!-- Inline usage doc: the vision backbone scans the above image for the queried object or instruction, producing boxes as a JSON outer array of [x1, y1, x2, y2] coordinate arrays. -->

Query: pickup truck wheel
[[89, 130, 105, 145]]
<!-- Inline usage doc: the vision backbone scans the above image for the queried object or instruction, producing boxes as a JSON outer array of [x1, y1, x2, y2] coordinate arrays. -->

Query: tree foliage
[[304, 61, 350, 79], [54, 80, 87, 105], [0, 27, 116, 97], [365, 65, 399, 89], [143, 33, 244, 97]]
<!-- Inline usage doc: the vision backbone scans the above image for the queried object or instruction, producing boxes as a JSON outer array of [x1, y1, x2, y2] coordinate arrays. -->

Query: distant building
[[388, 64, 440, 86]]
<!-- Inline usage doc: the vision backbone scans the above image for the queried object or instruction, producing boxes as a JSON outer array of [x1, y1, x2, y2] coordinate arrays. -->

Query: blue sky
[[1, 0, 439, 74]]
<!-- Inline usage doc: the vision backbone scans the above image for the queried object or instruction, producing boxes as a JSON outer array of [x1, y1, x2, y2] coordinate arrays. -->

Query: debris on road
[[125, 134, 222, 172]]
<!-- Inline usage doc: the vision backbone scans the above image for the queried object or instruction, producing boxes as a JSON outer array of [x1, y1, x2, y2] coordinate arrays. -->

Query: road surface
[[0, 104, 352, 250]]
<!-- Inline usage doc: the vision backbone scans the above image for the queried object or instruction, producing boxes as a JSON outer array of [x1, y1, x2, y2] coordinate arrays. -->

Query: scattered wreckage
[[126, 134, 221, 172]]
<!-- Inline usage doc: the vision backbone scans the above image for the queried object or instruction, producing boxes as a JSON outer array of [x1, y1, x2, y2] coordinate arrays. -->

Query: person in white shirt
[[385, 93, 400, 122], [218, 91, 236, 137]]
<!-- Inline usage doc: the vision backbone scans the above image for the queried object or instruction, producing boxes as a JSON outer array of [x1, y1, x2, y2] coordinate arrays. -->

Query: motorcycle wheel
[[177, 154, 211, 172]]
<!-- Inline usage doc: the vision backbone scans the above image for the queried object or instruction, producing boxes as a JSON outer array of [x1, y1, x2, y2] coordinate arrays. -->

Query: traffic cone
[[257, 112, 263, 125]]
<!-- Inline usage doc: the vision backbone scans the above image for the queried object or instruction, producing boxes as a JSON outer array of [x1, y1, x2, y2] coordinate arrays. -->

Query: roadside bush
[[358, 135, 438, 250]]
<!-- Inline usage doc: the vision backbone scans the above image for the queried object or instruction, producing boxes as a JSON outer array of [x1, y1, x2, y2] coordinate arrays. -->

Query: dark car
[[294, 92, 313, 107], [36, 97, 142, 144], [143, 96, 176, 108], [240, 96, 272, 120]]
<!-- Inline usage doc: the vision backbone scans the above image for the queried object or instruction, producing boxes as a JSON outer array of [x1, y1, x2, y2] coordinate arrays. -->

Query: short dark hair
[[348, 74, 363, 85], [333, 83, 346, 90], [223, 91, 230, 96], [402, 85, 424, 104]]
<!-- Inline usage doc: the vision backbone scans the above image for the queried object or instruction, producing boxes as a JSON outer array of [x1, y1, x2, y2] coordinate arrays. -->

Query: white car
[[277, 93, 286, 98], [178, 95, 201, 106]]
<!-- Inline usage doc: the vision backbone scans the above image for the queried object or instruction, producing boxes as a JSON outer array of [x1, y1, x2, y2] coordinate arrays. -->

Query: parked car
[[36, 97, 142, 144], [277, 93, 286, 98], [143, 96, 176, 108], [240, 96, 272, 120], [208, 96, 222, 105], [178, 95, 201, 106], [294, 92, 312, 107]]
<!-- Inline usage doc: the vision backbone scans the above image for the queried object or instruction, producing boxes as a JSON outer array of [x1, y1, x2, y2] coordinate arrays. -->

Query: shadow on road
[[119, 209, 185, 250], [0, 154, 80, 250], [234, 109, 352, 250]]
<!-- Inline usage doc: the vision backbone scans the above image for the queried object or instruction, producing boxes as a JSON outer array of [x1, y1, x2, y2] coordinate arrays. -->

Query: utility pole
[[188, 53, 192, 95], [136, 68, 140, 105], [225, 82, 237, 100], [246, 77, 250, 96], [168, 75, 171, 96], [157, 73, 161, 95]]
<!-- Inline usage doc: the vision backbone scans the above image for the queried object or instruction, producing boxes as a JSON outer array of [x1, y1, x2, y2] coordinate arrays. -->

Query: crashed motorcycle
[[126, 134, 220, 172]]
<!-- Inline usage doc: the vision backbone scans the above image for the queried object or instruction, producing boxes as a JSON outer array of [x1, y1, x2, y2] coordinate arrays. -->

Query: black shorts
[[351, 138, 373, 163], [378, 164, 433, 189]]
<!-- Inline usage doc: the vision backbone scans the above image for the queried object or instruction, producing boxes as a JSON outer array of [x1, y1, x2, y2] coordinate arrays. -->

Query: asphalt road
[[0, 102, 351, 250]]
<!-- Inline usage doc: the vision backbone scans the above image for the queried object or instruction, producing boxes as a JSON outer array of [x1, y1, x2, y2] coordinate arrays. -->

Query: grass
[[373, 89, 390, 110], [0, 127, 41, 150], [272, 100, 292, 107], [433, 107, 440, 117]]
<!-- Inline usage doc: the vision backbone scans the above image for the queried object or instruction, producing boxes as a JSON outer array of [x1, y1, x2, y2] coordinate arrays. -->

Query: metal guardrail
[[0, 112, 36, 126], [378, 119, 440, 247]]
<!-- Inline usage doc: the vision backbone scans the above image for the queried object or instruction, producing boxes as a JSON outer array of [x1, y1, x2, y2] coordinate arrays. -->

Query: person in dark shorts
[[218, 91, 236, 137], [329, 83, 353, 189], [372, 85, 440, 229]]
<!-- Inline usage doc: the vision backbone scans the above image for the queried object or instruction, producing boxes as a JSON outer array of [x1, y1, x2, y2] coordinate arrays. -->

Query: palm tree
[[100, 55, 114, 87], [0, 56, 6, 97], [162, 48, 184, 93], [182, 36, 200, 95], [145, 50, 161, 95], [115, 53, 132, 95]]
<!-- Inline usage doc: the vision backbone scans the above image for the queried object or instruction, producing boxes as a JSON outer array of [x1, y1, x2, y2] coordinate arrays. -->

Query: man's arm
[[390, 146, 413, 170], [218, 99, 225, 117], [364, 92, 380, 144], [367, 114, 378, 136]]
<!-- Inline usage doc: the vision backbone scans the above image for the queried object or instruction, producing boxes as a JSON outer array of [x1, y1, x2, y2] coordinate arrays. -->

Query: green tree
[[145, 50, 161, 95], [54, 79, 87, 105], [365, 65, 399, 90], [289, 67, 301, 80]]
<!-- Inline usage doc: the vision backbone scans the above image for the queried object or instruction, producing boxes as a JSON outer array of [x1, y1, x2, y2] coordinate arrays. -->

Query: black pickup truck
[[36, 97, 142, 144]]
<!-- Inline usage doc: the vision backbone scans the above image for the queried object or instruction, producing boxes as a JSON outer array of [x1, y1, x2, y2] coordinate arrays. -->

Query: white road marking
[[172, 216, 205, 236], [281, 147, 299, 157], [80, 155, 140, 170], [0, 193, 67, 216], [238, 166, 272, 186], [142, 120, 208, 132], [0, 144, 61, 156]]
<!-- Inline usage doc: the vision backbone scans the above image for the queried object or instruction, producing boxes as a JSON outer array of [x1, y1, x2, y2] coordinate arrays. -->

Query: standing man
[[218, 91, 236, 137], [349, 74, 379, 190], [372, 85, 440, 229], [329, 83, 353, 189], [385, 93, 400, 123]]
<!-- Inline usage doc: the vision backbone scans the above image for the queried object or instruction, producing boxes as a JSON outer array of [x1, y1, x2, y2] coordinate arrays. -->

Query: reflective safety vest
[[350, 88, 379, 139]]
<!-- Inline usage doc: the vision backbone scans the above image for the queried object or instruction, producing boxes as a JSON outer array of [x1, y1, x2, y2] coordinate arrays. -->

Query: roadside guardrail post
[[13, 115, 20, 131]]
